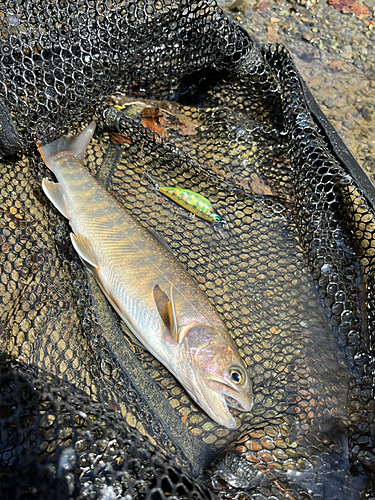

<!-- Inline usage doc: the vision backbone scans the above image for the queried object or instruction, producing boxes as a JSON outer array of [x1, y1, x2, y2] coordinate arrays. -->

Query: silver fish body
[[37, 121, 253, 428]]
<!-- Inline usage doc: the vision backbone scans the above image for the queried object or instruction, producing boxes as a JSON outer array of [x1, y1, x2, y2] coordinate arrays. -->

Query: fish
[[158, 186, 224, 223], [37, 121, 253, 428]]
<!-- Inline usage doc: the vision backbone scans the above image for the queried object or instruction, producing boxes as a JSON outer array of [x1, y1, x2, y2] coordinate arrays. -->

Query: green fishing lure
[[159, 187, 223, 223], [143, 171, 225, 224]]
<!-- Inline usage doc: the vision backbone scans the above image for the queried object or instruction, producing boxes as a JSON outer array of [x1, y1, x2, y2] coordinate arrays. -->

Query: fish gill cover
[[0, 1, 374, 499]]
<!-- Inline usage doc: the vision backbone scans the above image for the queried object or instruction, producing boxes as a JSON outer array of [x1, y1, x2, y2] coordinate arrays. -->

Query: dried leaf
[[109, 398, 121, 412], [266, 26, 280, 44], [173, 115, 202, 136], [141, 107, 168, 141], [159, 100, 178, 115], [257, 1, 271, 11], [248, 176, 274, 196], [328, 0, 369, 17], [110, 132, 132, 145], [141, 107, 163, 119], [328, 59, 343, 71]]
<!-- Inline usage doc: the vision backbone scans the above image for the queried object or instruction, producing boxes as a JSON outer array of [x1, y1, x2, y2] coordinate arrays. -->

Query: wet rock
[[324, 96, 347, 109], [342, 119, 354, 130], [266, 26, 280, 43], [229, 0, 247, 12], [361, 107, 372, 122], [363, 0, 375, 10], [257, 1, 271, 12], [299, 51, 317, 63], [324, 98, 336, 109], [302, 31, 319, 43], [340, 44, 353, 60], [221, 0, 375, 186]]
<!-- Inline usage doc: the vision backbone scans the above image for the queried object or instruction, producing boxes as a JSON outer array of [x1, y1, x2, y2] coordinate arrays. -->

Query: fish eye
[[230, 367, 245, 385], [214, 214, 221, 222]]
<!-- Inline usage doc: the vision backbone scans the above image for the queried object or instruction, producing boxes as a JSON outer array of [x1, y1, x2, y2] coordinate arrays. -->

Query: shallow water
[[219, 0, 375, 182]]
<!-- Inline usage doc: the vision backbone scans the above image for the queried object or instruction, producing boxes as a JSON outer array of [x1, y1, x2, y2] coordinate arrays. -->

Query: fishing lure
[[144, 172, 225, 224], [159, 187, 223, 223]]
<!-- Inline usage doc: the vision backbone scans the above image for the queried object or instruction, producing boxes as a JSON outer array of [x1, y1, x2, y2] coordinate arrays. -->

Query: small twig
[[123, 335, 136, 353], [139, 139, 145, 159], [264, 470, 297, 500]]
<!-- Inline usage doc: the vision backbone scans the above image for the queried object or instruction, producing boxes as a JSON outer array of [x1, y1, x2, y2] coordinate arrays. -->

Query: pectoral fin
[[153, 284, 180, 343], [70, 232, 99, 269], [42, 179, 69, 219]]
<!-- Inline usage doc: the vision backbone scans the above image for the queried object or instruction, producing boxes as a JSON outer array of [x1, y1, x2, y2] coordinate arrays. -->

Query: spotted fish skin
[[159, 187, 222, 222], [37, 121, 253, 429]]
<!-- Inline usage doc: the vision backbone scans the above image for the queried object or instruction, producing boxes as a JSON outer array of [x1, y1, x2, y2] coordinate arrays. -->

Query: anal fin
[[70, 232, 99, 269], [42, 178, 69, 219]]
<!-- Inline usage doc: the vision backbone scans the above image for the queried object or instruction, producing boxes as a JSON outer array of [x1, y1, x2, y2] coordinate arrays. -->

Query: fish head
[[187, 325, 253, 428]]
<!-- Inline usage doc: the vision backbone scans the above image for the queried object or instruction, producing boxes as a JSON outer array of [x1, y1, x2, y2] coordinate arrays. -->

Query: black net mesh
[[0, 1, 374, 499], [0, 358, 215, 500], [0, 0, 253, 155]]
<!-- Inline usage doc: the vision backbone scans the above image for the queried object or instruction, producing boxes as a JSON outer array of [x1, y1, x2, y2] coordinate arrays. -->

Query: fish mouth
[[196, 378, 253, 428], [224, 394, 247, 411], [193, 373, 253, 429], [210, 379, 253, 411]]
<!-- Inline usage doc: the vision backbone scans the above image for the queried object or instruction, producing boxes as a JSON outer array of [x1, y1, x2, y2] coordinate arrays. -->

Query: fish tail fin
[[37, 121, 97, 170]]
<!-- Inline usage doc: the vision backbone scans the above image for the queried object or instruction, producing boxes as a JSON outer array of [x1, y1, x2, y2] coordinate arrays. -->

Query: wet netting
[[0, 1, 374, 499]]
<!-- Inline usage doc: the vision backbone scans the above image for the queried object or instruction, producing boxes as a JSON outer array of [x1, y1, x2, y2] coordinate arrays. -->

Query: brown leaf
[[109, 398, 121, 412], [266, 26, 280, 44], [248, 176, 274, 196], [110, 132, 132, 145], [159, 100, 178, 115], [257, 1, 270, 11], [141, 107, 162, 119], [141, 107, 167, 140], [328, 0, 354, 10], [328, 59, 343, 71], [328, 0, 369, 16], [345, 2, 369, 16], [173, 115, 202, 136]]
